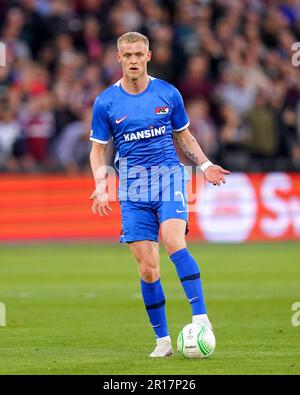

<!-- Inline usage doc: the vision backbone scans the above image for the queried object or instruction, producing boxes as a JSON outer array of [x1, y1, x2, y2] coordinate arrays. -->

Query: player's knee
[[140, 265, 159, 283], [164, 236, 186, 256], [138, 250, 160, 281]]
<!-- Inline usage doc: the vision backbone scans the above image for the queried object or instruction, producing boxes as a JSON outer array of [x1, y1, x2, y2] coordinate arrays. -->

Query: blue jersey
[[90, 77, 189, 201], [90, 77, 189, 169]]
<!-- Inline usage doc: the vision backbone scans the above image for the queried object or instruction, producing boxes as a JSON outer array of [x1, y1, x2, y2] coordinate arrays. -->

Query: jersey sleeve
[[171, 87, 190, 132], [90, 96, 111, 144]]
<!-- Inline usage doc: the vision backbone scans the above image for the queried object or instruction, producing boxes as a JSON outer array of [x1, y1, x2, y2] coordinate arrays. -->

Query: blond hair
[[117, 32, 149, 51]]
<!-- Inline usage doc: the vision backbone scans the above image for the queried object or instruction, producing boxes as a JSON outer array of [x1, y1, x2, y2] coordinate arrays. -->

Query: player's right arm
[[90, 142, 112, 216], [89, 94, 112, 216]]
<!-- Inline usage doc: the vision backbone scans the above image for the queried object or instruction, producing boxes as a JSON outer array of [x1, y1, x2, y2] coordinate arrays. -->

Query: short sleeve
[[171, 88, 190, 132], [90, 96, 111, 144]]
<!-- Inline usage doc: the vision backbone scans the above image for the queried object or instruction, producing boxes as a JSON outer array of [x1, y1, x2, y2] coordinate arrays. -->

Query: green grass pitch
[[0, 242, 299, 375]]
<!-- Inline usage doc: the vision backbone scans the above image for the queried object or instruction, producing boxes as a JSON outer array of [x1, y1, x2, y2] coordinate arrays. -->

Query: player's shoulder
[[151, 77, 179, 93], [93, 81, 121, 106], [151, 77, 182, 100]]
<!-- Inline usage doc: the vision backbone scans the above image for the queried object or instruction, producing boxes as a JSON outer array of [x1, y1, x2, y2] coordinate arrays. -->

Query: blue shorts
[[119, 168, 189, 243]]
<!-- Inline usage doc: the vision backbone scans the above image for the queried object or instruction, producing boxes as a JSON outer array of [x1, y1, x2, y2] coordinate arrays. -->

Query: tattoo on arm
[[173, 132, 201, 164]]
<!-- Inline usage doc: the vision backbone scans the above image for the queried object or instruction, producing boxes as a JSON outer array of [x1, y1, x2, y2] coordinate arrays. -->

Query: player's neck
[[121, 74, 150, 95]]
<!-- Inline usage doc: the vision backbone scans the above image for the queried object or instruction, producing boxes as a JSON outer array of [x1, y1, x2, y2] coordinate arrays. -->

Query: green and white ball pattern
[[177, 323, 216, 359]]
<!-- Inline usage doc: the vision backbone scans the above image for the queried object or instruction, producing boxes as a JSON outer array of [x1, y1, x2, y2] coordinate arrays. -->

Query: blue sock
[[140, 278, 169, 338], [170, 248, 206, 315]]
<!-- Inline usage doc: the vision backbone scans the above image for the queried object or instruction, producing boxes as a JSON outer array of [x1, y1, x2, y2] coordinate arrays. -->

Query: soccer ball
[[177, 323, 216, 359]]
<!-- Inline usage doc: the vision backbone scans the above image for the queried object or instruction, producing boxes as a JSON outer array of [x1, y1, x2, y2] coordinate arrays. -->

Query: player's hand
[[90, 190, 112, 216], [204, 165, 230, 186]]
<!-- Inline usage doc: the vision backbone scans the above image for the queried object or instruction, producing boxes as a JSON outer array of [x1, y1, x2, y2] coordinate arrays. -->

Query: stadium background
[[0, 0, 300, 376]]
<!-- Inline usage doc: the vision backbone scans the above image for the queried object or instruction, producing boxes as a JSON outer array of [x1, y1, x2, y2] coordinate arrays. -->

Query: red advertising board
[[0, 173, 299, 242], [189, 172, 300, 242]]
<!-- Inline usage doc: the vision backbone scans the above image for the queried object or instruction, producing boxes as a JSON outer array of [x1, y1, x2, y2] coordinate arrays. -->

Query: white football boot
[[149, 335, 173, 358], [192, 314, 213, 330]]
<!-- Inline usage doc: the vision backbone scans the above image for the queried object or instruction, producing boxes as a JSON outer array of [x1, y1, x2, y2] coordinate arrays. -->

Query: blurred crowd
[[1, 0, 300, 173]]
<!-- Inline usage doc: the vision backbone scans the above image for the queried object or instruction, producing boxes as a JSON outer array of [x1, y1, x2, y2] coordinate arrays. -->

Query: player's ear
[[117, 52, 121, 63], [147, 50, 152, 62]]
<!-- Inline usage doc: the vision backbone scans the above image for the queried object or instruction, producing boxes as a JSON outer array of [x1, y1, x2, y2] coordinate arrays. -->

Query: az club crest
[[155, 106, 169, 115]]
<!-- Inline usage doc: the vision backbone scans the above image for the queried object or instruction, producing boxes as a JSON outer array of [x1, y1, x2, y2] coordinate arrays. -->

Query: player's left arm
[[173, 128, 230, 185]]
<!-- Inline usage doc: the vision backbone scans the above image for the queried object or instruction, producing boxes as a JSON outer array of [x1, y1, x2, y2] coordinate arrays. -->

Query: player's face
[[117, 41, 152, 80]]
